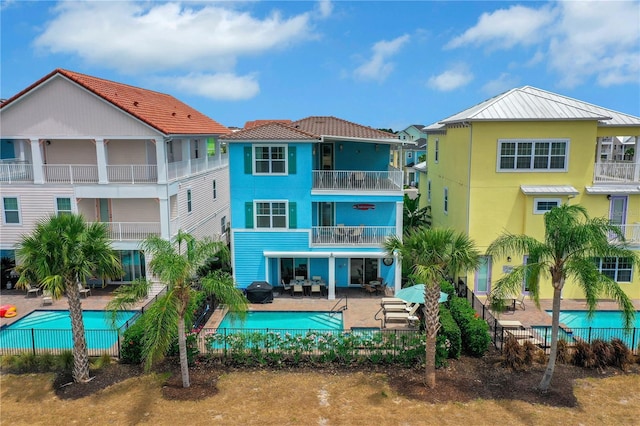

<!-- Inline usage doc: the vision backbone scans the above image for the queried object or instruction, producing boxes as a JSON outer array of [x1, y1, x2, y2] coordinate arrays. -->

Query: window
[[434, 139, 439, 163], [594, 257, 633, 282], [349, 258, 379, 285], [255, 145, 286, 174], [475, 256, 491, 294], [408, 152, 413, 158], [256, 201, 287, 228], [427, 180, 432, 203], [187, 189, 192, 213], [498, 139, 568, 171], [56, 197, 72, 216], [212, 180, 217, 200], [3, 197, 20, 224], [444, 187, 448, 214], [220, 216, 227, 233], [533, 198, 561, 214], [112, 250, 146, 282], [194, 140, 200, 159]]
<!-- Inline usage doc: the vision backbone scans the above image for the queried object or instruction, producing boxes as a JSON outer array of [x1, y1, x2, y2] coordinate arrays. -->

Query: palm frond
[[141, 291, 180, 371]]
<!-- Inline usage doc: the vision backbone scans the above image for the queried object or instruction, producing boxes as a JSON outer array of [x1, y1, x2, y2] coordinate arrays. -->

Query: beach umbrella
[[394, 284, 448, 304]]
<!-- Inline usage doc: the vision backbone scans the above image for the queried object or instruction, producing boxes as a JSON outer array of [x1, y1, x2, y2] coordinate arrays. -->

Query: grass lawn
[[2, 367, 639, 425]]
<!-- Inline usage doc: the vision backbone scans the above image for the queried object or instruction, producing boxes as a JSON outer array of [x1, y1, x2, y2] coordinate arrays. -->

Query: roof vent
[[133, 101, 139, 107], [172, 112, 176, 117], [187, 114, 191, 119]]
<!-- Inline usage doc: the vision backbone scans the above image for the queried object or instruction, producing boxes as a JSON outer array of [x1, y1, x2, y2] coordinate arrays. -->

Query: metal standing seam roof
[[1, 69, 230, 136], [439, 86, 640, 126], [585, 186, 640, 194], [520, 185, 580, 195]]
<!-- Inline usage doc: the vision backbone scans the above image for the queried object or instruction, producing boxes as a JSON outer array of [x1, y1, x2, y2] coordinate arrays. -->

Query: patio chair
[[513, 294, 526, 310], [77, 283, 91, 298], [42, 290, 53, 306], [26, 284, 42, 297], [311, 284, 322, 297], [363, 284, 377, 296], [281, 279, 292, 295], [293, 284, 304, 297]]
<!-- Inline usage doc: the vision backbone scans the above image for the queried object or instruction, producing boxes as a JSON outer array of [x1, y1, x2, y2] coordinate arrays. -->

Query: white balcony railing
[[311, 226, 396, 245], [312, 170, 403, 191], [106, 165, 158, 183], [100, 222, 161, 241], [0, 162, 33, 183], [168, 155, 228, 181], [593, 161, 640, 183], [43, 164, 99, 183], [611, 224, 640, 245]]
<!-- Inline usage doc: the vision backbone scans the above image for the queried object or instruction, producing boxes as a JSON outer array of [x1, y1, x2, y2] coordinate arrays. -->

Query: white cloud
[[353, 34, 410, 82], [446, 5, 556, 50], [316, 0, 333, 19], [481, 73, 520, 95], [158, 72, 260, 101], [427, 65, 473, 91], [548, 1, 640, 88]]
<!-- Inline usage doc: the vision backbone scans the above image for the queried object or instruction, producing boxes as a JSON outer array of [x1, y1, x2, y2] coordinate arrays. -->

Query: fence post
[[31, 328, 36, 356], [588, 327, 592, 343], [117, 332, 121, 358]]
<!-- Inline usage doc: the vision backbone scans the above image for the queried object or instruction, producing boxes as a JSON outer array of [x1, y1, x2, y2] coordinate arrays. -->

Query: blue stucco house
[[222, 116, 406, 299]]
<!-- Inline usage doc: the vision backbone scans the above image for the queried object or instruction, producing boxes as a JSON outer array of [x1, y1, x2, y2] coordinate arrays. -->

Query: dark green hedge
[[438, 306, 461, 359], [449, 296, 490, 357]]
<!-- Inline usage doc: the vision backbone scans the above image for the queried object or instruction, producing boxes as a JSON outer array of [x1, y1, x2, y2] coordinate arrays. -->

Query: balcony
[[311, 225, 396, 246], [96, 222, 161, 241], [0, 161, 33, 183], [593, 161, 640, 184], [43, 164, 99, 183], [312, 170, 403, 191], [168, 155, 228, 181], [610, 224, 640, 245], [106, 165, 158, 183]]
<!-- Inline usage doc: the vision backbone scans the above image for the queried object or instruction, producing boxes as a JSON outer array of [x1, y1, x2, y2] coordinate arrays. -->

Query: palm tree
[[402, 193, 432, 232], [384, 227, 480, 388], [108, 231, 248, 388], [486, 204, 637, 391], [16, 214, 122, 383]]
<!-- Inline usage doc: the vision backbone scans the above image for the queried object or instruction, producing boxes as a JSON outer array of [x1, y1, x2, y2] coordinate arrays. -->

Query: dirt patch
[[52, 350, 639, 406]]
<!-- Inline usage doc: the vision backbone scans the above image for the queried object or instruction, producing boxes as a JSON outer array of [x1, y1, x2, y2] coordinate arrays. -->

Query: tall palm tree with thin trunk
[[16, 214, 122, 383], [108, 231, 248, 388], [384, 227, 480, 388], [487, 204, 637, 391]]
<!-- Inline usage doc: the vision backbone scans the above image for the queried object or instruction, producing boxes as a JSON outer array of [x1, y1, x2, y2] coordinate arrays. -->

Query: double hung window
[[498, 139, 568, 171]]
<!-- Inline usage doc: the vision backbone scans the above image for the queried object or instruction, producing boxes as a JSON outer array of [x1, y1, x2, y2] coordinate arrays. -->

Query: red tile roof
[[1, 69, 230, 136], [221, 122, 319, 140], [244, 119, 292, 129]]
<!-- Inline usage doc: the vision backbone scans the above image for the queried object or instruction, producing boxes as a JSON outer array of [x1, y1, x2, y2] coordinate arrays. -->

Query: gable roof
[[220, 122, 319, 140], [244, 119, 292, 129], [439, 86, 640, 126], [1, 69, 230, 136]]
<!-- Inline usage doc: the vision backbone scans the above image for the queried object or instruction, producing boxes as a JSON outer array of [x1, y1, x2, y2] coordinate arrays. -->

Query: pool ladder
[[330, 296, 348, 317]]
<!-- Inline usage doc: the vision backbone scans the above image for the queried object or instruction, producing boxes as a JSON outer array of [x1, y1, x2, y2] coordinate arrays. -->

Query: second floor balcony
[[312, 169, 403, 191], [311, 225, 396, 246], [610, 223, 640, 245], [594, 161, 640, 184]]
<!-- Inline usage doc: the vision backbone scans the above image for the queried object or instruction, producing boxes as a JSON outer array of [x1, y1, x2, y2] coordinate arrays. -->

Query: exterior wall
[[107, 139, 154, 165], [0, 185, 74, 249], [44, 139, 97, 164], [0, 76, 159, 138], [434, 120, 640, 300]]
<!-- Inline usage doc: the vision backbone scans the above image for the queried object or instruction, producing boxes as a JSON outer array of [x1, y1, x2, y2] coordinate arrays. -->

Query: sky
[[1, 0, 639, 131]]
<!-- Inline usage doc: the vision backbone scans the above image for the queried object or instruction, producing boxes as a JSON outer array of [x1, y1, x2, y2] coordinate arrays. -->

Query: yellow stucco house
[[423, 86, 640, 300]]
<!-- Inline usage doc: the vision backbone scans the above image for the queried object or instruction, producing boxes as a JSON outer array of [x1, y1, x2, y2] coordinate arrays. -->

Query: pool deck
[[2, 285, 639, 331]]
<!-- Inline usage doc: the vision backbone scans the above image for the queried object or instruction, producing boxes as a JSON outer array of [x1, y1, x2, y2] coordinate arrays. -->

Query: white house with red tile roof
[[0, 69, 230, 285]]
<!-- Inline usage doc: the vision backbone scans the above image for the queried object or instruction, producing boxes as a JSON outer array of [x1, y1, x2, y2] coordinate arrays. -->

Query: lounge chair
[[385, 303, 420, 323], [380, 297, 405, 306], [292, 284, 304, 297], [26, 284, 42, 297], [383, 302, 417, 313], [42, 290, 53, 306], [78, 283, 91, 298]]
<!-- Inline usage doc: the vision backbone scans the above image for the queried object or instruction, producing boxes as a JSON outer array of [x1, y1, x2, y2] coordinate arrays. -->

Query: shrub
[[572, 340, 595, 368], [57, 350, 74, 372], [610, 338, 632, 370], [14, 352, 38, 372], [435, 334, 448, 368], [168, 332, 199, 366], [522, 340, 537, 366], [591, 339, 612, 370], [439, 280, 455, 305], [120, 318, 146, 365], [502, 335, 525, 370], [37, 352, 56, 372], [556, 339, 571, 364], [449, 297, 490, 357], [438, 306, 461, 359]]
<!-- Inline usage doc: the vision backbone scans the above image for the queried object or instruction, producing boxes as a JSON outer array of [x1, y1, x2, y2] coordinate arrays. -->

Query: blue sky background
[[2, 1, 639, 131]]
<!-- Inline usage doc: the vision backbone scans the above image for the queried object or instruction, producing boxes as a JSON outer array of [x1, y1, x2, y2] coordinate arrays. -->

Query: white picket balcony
[[311, 225, 396, 245], [593, 161, 640, 183], [98, 222, 162, 241], [611, 224, 640, 245], [43, 164, 99, 183], [106, 165, 158, 183], [0, 162, 33, 183], [168, 155, 228, 181], [312, 169, 403, 191]]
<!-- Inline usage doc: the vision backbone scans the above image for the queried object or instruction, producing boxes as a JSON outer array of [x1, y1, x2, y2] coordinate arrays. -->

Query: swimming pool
[[218, 311, 343, 331], [550, 310, 640, 329], [0, 310, 138, 353]]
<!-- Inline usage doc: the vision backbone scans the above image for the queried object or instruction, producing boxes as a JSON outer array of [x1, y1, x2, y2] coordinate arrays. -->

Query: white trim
[[497, 138, 570, 172], [533, 198, 561, 214], [521, 185, 579, 195], [253, 144, 288, 175], [186, 188, 193, 214], [585, 186, 640, 194], [254, 199, 289, 229], [2, 195, 21, 225], [55, 195, 76, 215]]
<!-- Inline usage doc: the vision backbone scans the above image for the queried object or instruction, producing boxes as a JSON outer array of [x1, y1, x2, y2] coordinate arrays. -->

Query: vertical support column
[[264, 256, 270, 285], [158, 197, 170, 239], [30, 139, 44, 184], [95, 138, 108, 184], [16, 139, 26, 161], [154, 138, 167, 184], [328, 255, 336, 300], [394, 251, 401, 294]]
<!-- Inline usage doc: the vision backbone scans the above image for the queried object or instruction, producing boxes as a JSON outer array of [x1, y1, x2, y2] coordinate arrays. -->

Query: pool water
[[218, 311, 343, 330], [0, 310, 137, 351], [548, 310, 640, 328]]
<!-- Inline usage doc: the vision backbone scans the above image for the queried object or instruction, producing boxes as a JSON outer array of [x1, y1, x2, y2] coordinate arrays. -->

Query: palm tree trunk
[[539, 286, 562, 391], [424, 283, 441, 389], [177, 315, 191, 388], [67, 280, 90, 383]]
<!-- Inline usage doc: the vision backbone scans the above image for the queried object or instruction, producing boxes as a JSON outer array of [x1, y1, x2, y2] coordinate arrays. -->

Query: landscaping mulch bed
[[52, 349, 639, 406]]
